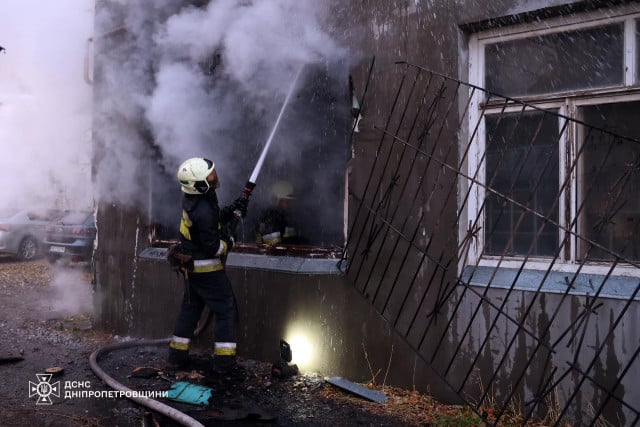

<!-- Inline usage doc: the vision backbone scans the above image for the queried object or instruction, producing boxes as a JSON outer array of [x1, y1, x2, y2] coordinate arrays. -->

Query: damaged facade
[[92, 1, 640, 425]]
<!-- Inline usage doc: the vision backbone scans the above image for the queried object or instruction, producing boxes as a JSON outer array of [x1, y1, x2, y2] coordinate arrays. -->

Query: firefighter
[[255, 180, 303, 245], [167, 157, 248, 374]]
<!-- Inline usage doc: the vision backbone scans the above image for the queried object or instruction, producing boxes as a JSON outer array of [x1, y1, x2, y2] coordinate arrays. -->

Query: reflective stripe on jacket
[[179, 192, 225, 262]]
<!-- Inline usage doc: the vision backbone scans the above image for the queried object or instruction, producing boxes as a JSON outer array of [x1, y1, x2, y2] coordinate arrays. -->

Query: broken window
[[149, 63, 350, 259], [236, 64, 350, 251], [467, 5, 640, 272]]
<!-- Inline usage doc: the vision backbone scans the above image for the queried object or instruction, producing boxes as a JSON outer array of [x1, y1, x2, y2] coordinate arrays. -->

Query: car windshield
[[60, 212, 91, 225]]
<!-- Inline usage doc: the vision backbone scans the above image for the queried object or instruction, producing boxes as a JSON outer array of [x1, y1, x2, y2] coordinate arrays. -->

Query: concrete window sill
[[138, 247, 342, 275], [461, 265, 640, 301]]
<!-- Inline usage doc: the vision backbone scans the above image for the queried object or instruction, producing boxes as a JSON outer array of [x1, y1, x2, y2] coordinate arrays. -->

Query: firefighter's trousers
[[172, 269, 238, 354]]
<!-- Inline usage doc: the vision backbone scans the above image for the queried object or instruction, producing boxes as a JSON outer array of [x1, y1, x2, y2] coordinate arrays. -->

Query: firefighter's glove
[[167, 243, 194, 273], [232, 197, 249, 218], [220, 236, 235, 255]]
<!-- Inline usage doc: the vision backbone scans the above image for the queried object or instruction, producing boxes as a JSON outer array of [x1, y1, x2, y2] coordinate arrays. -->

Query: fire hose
[[89, 338, 204, 427]]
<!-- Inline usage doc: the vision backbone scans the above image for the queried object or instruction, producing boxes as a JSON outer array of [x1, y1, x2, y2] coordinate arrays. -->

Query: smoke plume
[[94, 0, 349, 224], [0, 0, 95, 211]]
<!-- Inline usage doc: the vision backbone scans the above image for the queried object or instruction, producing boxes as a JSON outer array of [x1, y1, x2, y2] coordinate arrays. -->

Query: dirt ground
[[0, 257, 540, 426]]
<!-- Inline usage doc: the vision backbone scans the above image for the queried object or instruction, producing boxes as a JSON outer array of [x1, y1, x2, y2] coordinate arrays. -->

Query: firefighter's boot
[[167, 348, 189, 370], [211, 355, 246, 382], [211, 354, 236, 374]]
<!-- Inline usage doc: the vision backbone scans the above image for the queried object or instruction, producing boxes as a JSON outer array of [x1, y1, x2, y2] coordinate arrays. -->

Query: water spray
[[236, 65, 304, 209]]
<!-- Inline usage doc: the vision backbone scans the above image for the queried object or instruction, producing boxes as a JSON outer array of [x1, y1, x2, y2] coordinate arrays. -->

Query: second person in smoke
[[255, 180, 305, 245], [167, 157, 248, 374]]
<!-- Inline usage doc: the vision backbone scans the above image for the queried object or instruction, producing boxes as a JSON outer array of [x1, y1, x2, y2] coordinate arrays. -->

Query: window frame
[[465, 4, 640, 278], [143, 166, 347, 272], [146, 179, 347, 260]]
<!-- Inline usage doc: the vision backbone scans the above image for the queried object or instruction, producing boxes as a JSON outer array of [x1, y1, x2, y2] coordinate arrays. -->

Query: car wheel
[[18, 236, 38, 260]]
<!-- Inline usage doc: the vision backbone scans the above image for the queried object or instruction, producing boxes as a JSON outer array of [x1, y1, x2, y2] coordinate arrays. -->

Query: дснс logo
[[28, 373, 60, 405]]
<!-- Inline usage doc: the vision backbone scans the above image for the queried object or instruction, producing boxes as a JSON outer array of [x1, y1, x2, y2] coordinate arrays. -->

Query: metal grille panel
[[341, 61, 640, 426]]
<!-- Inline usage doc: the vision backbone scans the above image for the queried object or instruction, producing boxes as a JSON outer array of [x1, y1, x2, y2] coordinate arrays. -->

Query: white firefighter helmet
[[270, 180, 295, 205], [177, 157, 216, 194]]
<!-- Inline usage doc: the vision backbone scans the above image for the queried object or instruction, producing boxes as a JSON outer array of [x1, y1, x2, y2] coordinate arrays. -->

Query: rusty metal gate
[[340, 61, 640, 426]]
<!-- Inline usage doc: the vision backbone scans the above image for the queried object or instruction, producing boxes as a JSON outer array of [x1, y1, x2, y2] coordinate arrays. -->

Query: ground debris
[[44, 366, 65, 376], [0, 355, 24, 364], [326, 375, 387, 403], [319, 383, 552, 426], [97, 346, 554, 426], [175, 369, 205, 381], [130, 366, 159, 378], [0, 257, 52, 288]]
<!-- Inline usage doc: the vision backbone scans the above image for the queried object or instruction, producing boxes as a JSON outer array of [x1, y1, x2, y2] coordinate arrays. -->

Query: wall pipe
[[89, 338, 204, 427]]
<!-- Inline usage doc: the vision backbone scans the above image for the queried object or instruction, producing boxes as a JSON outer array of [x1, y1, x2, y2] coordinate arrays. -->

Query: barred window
[[468, 5, 640, 271]]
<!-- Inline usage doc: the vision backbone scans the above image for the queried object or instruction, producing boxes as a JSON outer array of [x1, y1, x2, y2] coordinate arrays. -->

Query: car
[[43, 211, 96, 263], [0, 208, 64, 260]]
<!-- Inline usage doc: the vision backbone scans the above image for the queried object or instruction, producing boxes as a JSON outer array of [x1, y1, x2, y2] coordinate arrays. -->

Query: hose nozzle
[[232, 181, 256, 219], [242, 181, 256, 200]]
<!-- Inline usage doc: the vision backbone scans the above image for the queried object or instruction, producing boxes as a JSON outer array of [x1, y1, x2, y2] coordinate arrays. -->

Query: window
[[578, 101, 640, 261], [485, 110, 559, 257], [485, 23, 624, 97], [467, 4, 640, 275], [147, 62, 350, 261]]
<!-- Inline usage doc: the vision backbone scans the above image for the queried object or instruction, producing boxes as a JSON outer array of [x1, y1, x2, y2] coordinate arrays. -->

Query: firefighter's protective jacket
[[179, 191, 233, 263], [255, 207, 297, 245]]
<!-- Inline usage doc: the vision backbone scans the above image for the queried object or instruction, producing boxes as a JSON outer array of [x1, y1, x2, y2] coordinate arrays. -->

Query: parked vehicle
[[0, 208, 64, 260], [44, 211, 96, 263]]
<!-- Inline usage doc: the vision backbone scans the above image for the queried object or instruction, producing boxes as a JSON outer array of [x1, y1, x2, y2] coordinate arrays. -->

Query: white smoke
[[47, 265, 94, 316], [0, 0, 95, 211], [156, 0, 343, 95], [94, 0, 348, 208]]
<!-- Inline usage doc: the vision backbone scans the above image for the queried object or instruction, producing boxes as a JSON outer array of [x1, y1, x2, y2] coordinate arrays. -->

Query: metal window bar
[[363, 75, 444, 305], [341, 60, 640, 426]]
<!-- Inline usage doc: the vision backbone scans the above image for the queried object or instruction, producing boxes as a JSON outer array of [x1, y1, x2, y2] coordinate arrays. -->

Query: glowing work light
[[286, 334, 314, 368]]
